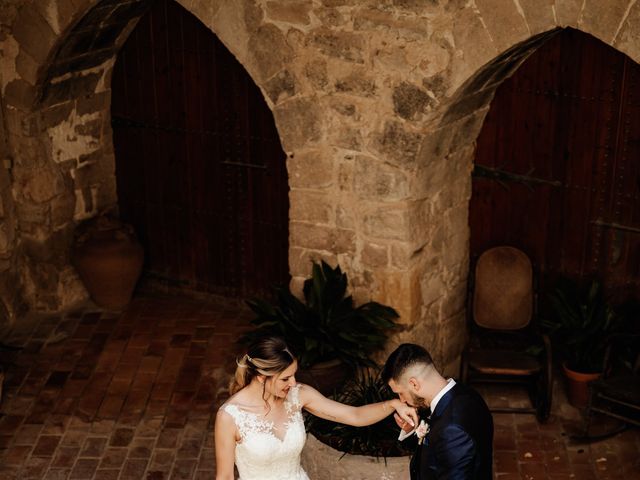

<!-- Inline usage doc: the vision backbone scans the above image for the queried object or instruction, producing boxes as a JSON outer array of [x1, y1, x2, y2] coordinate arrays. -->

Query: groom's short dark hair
[[382, 343, 434, 383]]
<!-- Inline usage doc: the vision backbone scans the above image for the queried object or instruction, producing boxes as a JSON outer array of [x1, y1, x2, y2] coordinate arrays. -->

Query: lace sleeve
[[285, 384, 302, 413]]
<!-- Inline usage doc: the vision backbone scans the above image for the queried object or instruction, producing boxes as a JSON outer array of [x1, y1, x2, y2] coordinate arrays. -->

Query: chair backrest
[[473, 246, 533, 330]]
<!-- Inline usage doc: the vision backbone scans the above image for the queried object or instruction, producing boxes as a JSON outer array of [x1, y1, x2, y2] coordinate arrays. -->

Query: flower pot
[[562, 363, 601, 409], [301, 433, 409, 480], [72, 216, 144, 310], [297, 359, 352, 396]]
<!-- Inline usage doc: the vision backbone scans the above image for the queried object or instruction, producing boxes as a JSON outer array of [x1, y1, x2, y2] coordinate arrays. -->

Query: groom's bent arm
[[435, 424, 475, 480]]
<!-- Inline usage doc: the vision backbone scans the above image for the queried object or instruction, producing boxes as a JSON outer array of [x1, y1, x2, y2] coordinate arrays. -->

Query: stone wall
[[2, 0, 640, 368]]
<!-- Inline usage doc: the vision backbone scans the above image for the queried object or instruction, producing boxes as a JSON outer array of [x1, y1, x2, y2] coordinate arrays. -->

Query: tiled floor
[[0, 294, 638, 479]]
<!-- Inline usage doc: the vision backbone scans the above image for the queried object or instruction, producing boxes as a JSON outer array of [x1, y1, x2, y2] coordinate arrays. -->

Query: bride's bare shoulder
[[296, 383, 322, 404]]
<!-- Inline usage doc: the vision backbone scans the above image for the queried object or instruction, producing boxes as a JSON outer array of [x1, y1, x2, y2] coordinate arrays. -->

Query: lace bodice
[[222, 385, 309, 480]]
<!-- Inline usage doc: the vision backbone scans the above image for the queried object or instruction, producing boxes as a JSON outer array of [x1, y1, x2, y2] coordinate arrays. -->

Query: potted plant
[[542, 278, 623, 407], [240, 261, 399, 394], [301, 369, 416, 479]]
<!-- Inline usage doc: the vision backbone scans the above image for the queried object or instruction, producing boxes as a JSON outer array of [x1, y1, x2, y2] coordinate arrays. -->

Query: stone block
[[363, 206, 410, 241], [308, 28, 366, 64], [614, 2, 640, 63], [314, 6, 344, 27], [335, 204, 355, 229], [441, 88, 496, 125], [287, 150, 333, 189], [361, 241, 388, 268], [290, 222, 355, 254], [265, 1, 312, 25], [15, 50, 42, 87], [35, 0, 78, 35], [57, 265, 88, 309], [288, 246, 336, 278], [474, 0, 530, 53], [274, 97, 322, 151], [76, 91, 110, 116], [289, 189, 333, 224], [265, 70, 296, 104], [14, 202, 49, 234], [373, 267, 421, 325], [555, 0, 585, 27], [392, 82, 434, 120], [439, 281, 466, 319], [390, 242, 413, 269], [20, 163, 67, 204], [354, 155, 410, 201], [42, 72, 102, 108], [39, 102, 75, 129], [353, 5, 430, 40], [373, 121, 422, 168], [248, 24, 294, 81], [21, 225, 73, 265], [3, 78, 38, 110], [449, 7, 498, 92], [303, 58, 329, 89], [50, 190, 76, 228], [580, 0, 632, 44], [518, 0, 556, 35], [334, 70, 376, 97], [337, 159, 354, 192], [12, 6, 57, 65]]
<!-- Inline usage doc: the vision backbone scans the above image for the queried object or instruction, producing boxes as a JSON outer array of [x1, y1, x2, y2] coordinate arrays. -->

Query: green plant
[[305, 369, 418, 458], [241, 261, 399, 369], [542, 278, 623, 373]]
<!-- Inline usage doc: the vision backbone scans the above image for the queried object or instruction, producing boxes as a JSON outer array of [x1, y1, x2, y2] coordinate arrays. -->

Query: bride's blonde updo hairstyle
[[230, 336, 296, 395]]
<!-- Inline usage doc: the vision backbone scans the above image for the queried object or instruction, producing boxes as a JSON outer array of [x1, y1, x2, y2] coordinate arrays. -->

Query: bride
[[215, 336, 418, 480]]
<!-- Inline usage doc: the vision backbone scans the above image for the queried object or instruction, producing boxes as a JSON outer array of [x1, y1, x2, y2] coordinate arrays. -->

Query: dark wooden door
[[471, 28, 640, 302], [111, 0, 289, 298]]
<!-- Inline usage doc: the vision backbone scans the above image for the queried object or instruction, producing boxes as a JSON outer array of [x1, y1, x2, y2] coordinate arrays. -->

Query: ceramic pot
[[72, 215, 144, 310], [297, 359, 352, 396], [562, 363, 601, 409]]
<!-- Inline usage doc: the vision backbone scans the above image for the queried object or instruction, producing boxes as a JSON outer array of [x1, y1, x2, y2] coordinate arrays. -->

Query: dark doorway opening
[[471, 28, 640, 303], [111, 0, 290, 299]]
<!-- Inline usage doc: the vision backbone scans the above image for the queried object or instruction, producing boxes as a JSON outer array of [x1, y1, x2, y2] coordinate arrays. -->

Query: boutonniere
[[415, 419, 429, 445]]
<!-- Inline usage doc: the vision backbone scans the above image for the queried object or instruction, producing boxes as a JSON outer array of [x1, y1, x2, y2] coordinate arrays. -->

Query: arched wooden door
[[111, 0, 289, 298], [471, 28, 640, 302]]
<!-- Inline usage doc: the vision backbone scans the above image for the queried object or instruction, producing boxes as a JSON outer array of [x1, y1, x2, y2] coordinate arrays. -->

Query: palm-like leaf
[[240, 261, 399, 369], [543, 278, 622, 372], [305, 369, 417, 458]]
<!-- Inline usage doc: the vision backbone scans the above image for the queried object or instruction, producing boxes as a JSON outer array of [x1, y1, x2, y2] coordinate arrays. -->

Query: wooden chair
[[581, 333, 640, 439], [460, 246, 552, 422]]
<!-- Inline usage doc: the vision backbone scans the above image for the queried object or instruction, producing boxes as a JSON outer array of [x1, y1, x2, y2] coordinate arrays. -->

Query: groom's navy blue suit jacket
[[409, 383, 493, 480]]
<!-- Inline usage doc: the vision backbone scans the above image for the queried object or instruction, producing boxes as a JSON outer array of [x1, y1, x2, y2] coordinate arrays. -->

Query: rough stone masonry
[[2, 0, 640, 372]]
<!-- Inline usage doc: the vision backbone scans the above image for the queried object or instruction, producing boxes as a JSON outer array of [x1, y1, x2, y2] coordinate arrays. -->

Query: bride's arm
[[214, 409, 237, 480], [299, 384, 417, 427]]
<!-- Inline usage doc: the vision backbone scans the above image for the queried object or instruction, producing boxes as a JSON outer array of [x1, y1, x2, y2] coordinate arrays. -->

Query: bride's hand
[[390, 400, 417, 428]]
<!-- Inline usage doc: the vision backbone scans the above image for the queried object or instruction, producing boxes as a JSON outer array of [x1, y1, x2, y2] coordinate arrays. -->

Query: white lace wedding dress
[[222, 384, 309, 480]]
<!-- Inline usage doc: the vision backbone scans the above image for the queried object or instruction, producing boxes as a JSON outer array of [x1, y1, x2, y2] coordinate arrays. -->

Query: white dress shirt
[[398, 378, 456, 441]]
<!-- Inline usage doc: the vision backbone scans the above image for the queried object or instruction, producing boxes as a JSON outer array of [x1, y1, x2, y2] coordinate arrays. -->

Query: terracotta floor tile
[[1, 295, 637, 479], [109, 427, 135, 447], [170, 458, 197, 479], [44, 468, 72, 480], [69, 457, 99, 479], [98, 447, 127, 469], [120, 458, 149, 479], [80, 436, 108, 457], [32, 434, 62, 456], [51, 446, 80, 468]]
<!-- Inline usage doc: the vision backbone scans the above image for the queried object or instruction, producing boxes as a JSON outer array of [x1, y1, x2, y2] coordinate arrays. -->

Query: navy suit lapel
[[430, 384, 457, 421]]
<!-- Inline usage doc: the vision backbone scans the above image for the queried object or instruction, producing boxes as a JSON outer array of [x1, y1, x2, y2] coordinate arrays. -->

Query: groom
[[382, 344, 493, 480]]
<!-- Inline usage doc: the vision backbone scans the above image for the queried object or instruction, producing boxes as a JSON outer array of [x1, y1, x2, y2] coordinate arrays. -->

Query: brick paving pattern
[[0, 294, 638, 479]]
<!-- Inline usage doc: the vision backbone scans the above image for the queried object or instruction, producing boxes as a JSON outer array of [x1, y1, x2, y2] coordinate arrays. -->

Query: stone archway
[[3, 0, 640, 369]]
